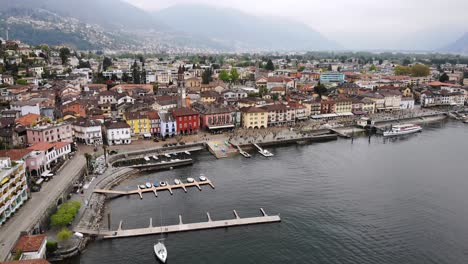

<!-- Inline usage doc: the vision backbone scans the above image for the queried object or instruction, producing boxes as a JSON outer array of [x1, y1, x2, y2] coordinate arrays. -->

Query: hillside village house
[[159, 112, 177, 138], [10, 101, 40, 116], [103, 121, 131, 145], [26, 123, 73, 145], [27, 142, 72, 174], [124, 111, 151, 137], [262, 104, 295, 127], [193, 103, 235, 132], [72, 118, 103, 145], [171, 107, 200, 135], [241, 106, 268, 129]]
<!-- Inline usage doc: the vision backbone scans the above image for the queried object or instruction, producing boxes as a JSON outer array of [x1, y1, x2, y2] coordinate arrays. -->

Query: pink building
[[26, 123, 73, 145]]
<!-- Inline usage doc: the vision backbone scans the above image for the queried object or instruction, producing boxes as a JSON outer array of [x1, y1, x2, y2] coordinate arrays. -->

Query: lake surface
[[71, 121, 468, 264]]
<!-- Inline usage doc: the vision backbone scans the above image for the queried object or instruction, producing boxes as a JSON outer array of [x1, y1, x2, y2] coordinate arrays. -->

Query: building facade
[[0, 158, 28, 226], [26, 123, 73, 145], [103, 121, 131, 145], [171, 107, 200, 135]]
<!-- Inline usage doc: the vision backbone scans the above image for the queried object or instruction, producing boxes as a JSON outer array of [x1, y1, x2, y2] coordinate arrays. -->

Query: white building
[[0, 158, 28, 226], [400, 97, 415, 110], [10, 101, 41, 116], [103, 121, 131, 145], [72, 118, 103, 145]]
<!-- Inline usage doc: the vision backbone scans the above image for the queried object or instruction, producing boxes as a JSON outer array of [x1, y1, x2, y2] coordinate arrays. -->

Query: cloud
[[123, 0, 468, 50]]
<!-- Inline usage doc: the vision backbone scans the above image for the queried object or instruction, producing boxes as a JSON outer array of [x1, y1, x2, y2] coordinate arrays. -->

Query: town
[[1, 37, 468, 263]]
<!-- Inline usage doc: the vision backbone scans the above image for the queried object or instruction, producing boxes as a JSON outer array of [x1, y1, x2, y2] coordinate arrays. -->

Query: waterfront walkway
[[75, 208, 280, 239], [0, 153, 86, 261]]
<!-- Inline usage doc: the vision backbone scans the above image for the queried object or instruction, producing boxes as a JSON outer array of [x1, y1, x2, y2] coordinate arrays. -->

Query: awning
[[207, 124, 235, 130], [41, 170, 51, 177], [1, 177, 9, 186]]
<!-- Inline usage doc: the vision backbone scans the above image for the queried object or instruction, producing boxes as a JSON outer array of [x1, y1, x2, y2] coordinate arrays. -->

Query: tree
[[394, 65, 412, 75], [265, 59, 274, 71], [202, 68, 213, 84], [439, 72, 449, 82], [410, 64, 430, 77], [132, 61, 141, 84], [218, 69, 230, 82], [122, 72, 129, 83], [230, 68, 240, 83], [84, 153, 93, 173], [152, 82, 159, 94], [57, 228, 72, 242], [258, 86, 268, 97], [103, 57, 112, 71], [78, 60, 91, 69], [272, 94, 279, 101], [16, 79, 28, 85], [369, 64, 377, 71], [59, 47, 71, 65], [314, 83, 327, 96]]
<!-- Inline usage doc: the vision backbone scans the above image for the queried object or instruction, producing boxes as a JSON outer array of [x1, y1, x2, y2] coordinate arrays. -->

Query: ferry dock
[[74, 208, 280, 239], [94, 180, 215, 199]]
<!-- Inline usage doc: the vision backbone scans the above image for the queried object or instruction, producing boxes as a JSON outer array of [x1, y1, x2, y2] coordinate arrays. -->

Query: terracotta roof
[[105, 121, 130, 129], [146, 111, 160, 120], [0, 149, 32, 161], [241, 106, 267, 113], [16, 113, 41, 126], [27, 142, 55, 151], [271, 87, 286, 92], [53, 142, 70, 149], [171, 107, 198, 117], [0, 259, 50, 264], [12, 234, 47, 253]]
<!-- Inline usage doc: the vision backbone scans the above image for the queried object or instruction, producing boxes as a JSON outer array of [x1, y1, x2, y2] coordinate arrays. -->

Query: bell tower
[[178, 65, 186, 107]]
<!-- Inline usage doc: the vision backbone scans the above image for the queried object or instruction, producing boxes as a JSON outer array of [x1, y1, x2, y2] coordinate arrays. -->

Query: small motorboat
[[152, 155, 159, 160], [154, 240, 167, 263], [174, 179, 181, 185], [144, 157, 150, 161], [187, 177, 195, 183], [145, 182, 152, 188], [153, 182, 159, 188], [184, 151, 190, 155], [199, 175, 207, 182], [164, 154, 171, 158], [139, 185, 147, 189], [159, 181, 167, 187]]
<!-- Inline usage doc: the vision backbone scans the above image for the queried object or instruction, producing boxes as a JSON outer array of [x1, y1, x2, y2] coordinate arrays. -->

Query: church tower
[[177, 65, 186, 107]]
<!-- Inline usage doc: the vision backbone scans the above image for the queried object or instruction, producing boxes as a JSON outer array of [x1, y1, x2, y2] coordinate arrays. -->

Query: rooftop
[[12, 235, 47, 254]]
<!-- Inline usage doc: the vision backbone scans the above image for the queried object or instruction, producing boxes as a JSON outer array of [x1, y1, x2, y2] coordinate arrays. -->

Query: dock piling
[[260, 208, 267, 216], [179, 215, 183, 225], [206, 212, 212, 222], [233, 210, 240, 219], [118, 220, 123, 231]]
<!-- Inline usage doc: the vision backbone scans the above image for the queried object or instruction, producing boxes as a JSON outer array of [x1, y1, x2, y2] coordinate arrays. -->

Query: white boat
[[383, 124, 422, 137], [152, 155, 159, 160], [187, 177, 195, 183], [259, 149, 274, 157], [174, 179, 181, 185], [145, 182, 152, 188], [139, 185, 146, 189], [154, 240, 167, 263], [159, 181, 167, 187], [144, 157, 150, 161], [184, 151, 191, 155], [199, 175, 207, 181], [164, 154, 171, 158]]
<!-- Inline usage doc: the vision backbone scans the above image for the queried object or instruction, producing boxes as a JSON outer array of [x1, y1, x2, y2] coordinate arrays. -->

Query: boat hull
[[383, 127, 422, 137], [154, 242, 167, 263]]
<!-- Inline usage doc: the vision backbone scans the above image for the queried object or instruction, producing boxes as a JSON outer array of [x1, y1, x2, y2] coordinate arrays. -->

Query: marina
[[93, 179, 215, 199]]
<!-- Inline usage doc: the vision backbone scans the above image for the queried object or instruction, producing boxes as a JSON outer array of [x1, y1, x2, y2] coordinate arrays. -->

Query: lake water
[[71, 120, 468, 264]]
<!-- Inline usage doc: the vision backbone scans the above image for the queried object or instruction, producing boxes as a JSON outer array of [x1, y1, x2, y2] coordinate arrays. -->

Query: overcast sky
[[124, 0, 468, 50]]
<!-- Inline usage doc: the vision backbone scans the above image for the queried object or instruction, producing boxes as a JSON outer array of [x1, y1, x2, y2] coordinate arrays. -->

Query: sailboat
[[154, 206, 167, 263]]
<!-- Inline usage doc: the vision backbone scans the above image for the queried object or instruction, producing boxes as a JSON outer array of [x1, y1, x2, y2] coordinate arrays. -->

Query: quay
[[74, 208, 281, 238], [128, 158, 194, 172], [94, 179, 215, 199]]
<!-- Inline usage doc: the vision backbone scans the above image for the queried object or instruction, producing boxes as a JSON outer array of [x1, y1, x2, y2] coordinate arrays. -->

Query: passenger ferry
[[383, 124, 422, 137]]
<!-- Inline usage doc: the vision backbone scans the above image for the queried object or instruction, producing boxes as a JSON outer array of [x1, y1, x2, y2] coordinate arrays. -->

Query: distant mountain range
[[0, 0, 340, 52], [441, 32, 468, 54]]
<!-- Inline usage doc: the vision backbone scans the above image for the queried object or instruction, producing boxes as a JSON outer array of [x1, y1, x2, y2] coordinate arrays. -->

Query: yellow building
[[241, 107, 268, 129], [334, 99, 353, 113], [124, 111, 151, 136]]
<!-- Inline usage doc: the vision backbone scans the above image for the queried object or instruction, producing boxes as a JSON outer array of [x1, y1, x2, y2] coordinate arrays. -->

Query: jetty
[[74, 208, 281, 238], [253, 143, 274, 157], [94, 179, 215, 199], [236, 145, 251, 158]]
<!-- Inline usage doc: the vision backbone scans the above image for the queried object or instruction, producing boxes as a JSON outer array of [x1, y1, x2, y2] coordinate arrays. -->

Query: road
[[0, 152, 86, 261]]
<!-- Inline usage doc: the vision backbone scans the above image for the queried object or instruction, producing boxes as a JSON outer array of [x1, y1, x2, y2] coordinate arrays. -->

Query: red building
[[320, 100, 336, 114], [171, 107, 200, 135]]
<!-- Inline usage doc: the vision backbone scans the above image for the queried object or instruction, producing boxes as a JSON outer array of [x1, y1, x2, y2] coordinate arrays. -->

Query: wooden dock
[[94, 180, 215, 199], [236, 145, 251, 158], [74, 208, 280, 238]]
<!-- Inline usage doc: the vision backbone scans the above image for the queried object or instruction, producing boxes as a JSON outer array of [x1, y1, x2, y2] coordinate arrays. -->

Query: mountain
[[441, 32, 468, 54], [153, 4, 341, 52]]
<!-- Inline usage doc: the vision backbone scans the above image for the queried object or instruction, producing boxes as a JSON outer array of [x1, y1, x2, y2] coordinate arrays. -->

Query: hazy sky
[[124, 0, 468, 50]]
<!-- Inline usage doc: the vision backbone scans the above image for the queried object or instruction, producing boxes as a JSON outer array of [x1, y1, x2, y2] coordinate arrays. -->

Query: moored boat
[[199, 175, 207, 181], [145, 182, 152, 188], [187, 177, 194, 183], [259, 149, 274, 157], [159, 181, 167, 187], [383, 124, 422, 137], [154, 240, 167, 263], [139, 185, 146, 189], [153, 182, 159, 188], [174, 179, 181, 185]]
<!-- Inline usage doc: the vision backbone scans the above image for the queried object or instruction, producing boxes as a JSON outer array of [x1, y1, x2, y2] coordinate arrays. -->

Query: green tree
[[314, 83, 327, 96], [272, 94, 279, 101], [410, 64, 430, 77], [122, 72, 130, 83], [439, 72, 449, 82], [202, 68, 213, 84], [259, 86, 269, 97], [84, 153, 93, 173], [132, 61, 141, 84], [369, 64, 377, 71], [394, 65, 412, 75], [103, 57, 113, 71], [59, 47, 71, 65], [230, 68, 240, 83], [16, 79, 28, 85], [265, 59, 275, 71], [219, 69, 230, 82], [57, 228, 72, 242]]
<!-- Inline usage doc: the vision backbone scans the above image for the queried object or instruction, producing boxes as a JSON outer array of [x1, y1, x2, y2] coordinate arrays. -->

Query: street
[[0, 151, 86, 261]]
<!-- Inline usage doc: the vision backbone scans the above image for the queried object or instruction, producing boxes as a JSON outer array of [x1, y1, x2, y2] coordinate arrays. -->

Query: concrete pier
[[94, 180, 215, 199], [74, 209, 281, 239]]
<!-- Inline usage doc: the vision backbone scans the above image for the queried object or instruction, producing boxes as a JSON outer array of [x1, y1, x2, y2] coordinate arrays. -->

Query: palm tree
[[84, 153, 93, 175], [102, 145, 108, 167]]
